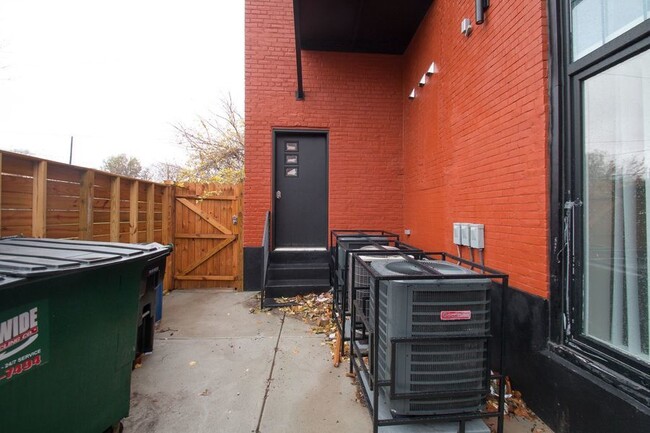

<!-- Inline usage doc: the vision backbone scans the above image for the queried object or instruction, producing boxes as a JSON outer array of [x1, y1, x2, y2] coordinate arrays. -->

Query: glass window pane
[[606, 0, 645, 41], [583, 49, 650, 363], [572, 0, 649, 60], [572, 0, 604, 60]]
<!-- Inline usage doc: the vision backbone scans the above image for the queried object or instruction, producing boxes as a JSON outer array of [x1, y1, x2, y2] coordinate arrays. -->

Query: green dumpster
[[0, 238, 171, 433]]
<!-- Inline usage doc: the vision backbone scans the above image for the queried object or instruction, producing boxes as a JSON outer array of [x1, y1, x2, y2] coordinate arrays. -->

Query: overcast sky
[[0, 0, 244, 169]]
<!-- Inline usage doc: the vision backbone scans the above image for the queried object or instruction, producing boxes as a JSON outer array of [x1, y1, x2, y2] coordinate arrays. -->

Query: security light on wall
[[476, 0, 489, 25], [461, 18, 472, 36]]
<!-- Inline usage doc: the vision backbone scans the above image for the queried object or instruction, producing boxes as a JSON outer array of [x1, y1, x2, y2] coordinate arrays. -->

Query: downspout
[[293, 0, 305, 100]]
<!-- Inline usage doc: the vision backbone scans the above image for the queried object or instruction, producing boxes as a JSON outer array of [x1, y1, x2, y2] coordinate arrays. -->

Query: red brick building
[[244, 1, 650, 432]]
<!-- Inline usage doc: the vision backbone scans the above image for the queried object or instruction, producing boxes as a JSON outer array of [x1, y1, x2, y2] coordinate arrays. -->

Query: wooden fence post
[[130, 180, 139, 243], [110, 177, 121, 242], [79, 170, 95, 240], [162, 182, 174, 292], [146, 183, 155, 242], [32, 160, 47, 238]]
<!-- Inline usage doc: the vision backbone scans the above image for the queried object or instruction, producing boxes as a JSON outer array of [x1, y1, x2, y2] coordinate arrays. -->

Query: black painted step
[[262, 298, 297, 308], [267, 262, 329, 280], [269, 250, 329, 265], [263, 250, 332, 301], [264, 278, 330, 298]]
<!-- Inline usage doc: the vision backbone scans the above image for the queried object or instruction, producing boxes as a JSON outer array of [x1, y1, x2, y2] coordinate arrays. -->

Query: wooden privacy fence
[[0, 150, 243, 291]]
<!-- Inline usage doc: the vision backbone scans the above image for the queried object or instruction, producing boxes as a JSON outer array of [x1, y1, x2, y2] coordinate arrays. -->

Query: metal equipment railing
[[348, 250, 508, 433], [260, 211, 271, 309], [329, 230, 422, 356]]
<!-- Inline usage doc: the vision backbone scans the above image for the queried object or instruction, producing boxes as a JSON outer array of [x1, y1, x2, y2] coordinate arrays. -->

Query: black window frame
[[550, 0, 650, 405]]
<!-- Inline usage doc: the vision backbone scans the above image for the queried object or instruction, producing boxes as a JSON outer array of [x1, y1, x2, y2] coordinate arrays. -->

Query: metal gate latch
[[232, 215, 238, 225], [276, 190, 282, 199]]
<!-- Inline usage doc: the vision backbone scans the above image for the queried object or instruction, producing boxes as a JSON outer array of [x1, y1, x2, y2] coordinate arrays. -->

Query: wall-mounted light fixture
[[409, 61, 439, 100], [475, 0, 490, 25], [409, 60, 438, 100], [461, 18, 472, 36]]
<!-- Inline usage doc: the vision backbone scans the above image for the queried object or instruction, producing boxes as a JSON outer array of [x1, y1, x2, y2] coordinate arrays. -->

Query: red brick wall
[[245, 0, 404, 247], [245, 0, 550, 297], [401, 1, 550, 297]]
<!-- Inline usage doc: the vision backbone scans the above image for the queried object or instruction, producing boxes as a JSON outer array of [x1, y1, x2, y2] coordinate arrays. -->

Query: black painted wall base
[[495, 285, 650, 433], [244, 247, 263, 291]]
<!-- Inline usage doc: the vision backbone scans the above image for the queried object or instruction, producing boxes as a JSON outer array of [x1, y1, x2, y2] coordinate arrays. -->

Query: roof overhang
[[295, 0, 433, 54], [291, 0, 433, 99]]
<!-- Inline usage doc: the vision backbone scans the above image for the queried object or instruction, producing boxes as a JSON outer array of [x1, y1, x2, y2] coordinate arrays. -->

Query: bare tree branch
[[173, 93, 244, 184]]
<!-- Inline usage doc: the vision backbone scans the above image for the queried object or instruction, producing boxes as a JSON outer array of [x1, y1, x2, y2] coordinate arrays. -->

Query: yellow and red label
[[0, 301, 49, 385]]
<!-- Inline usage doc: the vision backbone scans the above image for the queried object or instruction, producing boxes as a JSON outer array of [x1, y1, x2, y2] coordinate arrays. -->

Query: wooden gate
[[173, 183, 243, 290]]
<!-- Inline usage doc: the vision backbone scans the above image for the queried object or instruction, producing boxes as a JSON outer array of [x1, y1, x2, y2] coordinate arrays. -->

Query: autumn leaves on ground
[[253, 291, 547, 433]]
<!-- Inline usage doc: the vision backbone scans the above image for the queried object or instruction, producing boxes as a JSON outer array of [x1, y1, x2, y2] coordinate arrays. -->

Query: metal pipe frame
[[292, 0, 305, 100], [347, 248, 508, 433], [329, 230, 423, 357], [260, 211, 272, 310]]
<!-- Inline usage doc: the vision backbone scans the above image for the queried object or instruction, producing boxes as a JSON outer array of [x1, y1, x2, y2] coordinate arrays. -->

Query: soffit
[[296, 0, 433, 54]]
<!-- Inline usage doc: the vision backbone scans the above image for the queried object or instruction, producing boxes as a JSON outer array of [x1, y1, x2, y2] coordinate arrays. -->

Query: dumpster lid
[[0, 254, 82, 272], [0, 238, 170, 279], [0, 238, 160, 256], [0, 274, 25, 286]]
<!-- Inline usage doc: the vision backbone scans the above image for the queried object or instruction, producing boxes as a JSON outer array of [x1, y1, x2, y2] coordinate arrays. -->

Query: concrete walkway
[[123, 290, 553, 433], [123, 290, 371, 433]]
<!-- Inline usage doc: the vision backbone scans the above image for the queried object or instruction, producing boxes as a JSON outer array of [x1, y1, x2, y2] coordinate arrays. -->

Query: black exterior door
[[274, 132, 328, 248]]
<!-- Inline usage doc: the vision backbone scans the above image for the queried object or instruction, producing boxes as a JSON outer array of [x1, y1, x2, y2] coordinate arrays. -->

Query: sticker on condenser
[[440, 310, 472, 321], [0, 300, 50, 385]]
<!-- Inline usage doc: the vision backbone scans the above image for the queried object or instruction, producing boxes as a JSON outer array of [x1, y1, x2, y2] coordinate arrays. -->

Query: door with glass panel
[[570, 0, 650, 367], [580, 49, 650, 363]]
